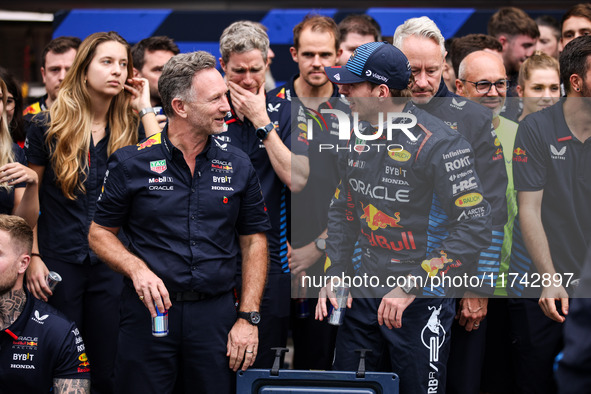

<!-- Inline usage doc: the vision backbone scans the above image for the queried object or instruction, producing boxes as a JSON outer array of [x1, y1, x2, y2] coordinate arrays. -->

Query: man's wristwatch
[[255, 123, 274, 141], [139, 107, 158, 118], [401, 274, 420, 295], [314, 237, 326, 252], [237, 311, 261, 325]]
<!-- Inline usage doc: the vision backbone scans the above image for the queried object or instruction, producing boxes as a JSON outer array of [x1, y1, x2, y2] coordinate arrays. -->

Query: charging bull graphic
[[360, 202, 402, 230]]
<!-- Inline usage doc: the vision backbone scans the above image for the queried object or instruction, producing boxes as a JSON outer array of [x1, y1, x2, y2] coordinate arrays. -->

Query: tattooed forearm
[[0, 288, 26, 330], [53, 378, 90, 394]]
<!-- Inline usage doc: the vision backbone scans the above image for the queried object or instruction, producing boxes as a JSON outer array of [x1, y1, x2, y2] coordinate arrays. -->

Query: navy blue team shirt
[[418, 80, 508, 294], [93, 128, 271, 295], [0, 288, 90, 393], [25, 114, 109, 265], [221, 92, 308, 274], [268, 74, 350, 249], [512, 100, 591, 279]]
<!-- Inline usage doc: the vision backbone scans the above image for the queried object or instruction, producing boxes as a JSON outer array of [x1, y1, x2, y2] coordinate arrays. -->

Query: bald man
[[455, 50, 519, 393], [457, 50, 519, 298]]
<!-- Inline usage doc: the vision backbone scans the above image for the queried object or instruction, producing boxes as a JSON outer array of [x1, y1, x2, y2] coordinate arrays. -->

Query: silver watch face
[[316, 238, 326, 251], [251, 312, 261, 324]]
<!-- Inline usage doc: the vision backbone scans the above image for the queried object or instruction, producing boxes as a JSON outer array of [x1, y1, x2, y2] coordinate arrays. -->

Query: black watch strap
[[315, 237, 326, 252], [237, 311, 261, 325]]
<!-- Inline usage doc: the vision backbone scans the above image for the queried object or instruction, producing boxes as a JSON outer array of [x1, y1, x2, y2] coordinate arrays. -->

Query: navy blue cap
[[325, 42, 411, 90]]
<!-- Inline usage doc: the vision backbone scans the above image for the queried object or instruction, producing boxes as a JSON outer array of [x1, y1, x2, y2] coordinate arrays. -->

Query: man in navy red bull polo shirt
[[218, 21, 310, 368], [0, 214, 90, 394], [89, 51, 271, 394]]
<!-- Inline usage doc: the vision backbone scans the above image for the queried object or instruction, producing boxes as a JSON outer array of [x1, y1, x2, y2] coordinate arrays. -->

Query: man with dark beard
[[0, 214, 90, 393], [507, 35, 591, 394]]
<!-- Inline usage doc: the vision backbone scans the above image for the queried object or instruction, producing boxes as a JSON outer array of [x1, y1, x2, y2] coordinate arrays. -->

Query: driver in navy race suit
[[315, 42, 492, 394]]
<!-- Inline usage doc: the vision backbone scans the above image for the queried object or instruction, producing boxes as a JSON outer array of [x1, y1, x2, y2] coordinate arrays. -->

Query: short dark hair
[[41, 36, 81, 68], [293, 14, 340, 52], [536, 15, 561, 41], [131, 36, 180, 71], [560, 35, 591, 94], [338, 14, 382, 43], [488, 7, 540, 39], [0, 214, 33, 255], [561, 3, 591, 32], [445, 38, 455, 62], [451, 34, 503, 76]]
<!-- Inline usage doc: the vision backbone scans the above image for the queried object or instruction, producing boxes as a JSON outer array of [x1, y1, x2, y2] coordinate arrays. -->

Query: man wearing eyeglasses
[[456, 51, 512, 122], [456, 50, 519, 393]]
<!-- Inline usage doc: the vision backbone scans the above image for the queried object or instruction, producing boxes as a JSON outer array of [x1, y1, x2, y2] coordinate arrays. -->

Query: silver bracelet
[[139, 107, 156, 118]]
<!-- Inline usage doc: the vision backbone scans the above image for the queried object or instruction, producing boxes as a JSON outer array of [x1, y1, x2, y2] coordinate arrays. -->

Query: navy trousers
[[334, 297, 454, 394], [114, 285, 236, 394]]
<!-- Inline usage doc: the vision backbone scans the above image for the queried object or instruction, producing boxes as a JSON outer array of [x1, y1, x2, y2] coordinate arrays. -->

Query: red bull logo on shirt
[[12, 337, 38, 350], [137, 133, 162, 150], [211, 159, 233, 173], [360, 202, 402, 230], [78, 353, 90, 367], [361, 229, 416, 251], [421, 251, 453, 277], [513, 147, 528, 163], [492, 147, 503, 161]]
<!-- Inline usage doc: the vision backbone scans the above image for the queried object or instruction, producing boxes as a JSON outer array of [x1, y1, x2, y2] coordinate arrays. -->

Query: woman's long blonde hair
[[0, 78, 15, 190], [47, 31, 139, 200]]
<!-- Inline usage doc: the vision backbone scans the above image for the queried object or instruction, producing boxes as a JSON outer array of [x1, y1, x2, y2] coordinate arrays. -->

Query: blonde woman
[[0, 78, 38, 227], [517, 52, 561, 122], [25, 31, 159, 393]]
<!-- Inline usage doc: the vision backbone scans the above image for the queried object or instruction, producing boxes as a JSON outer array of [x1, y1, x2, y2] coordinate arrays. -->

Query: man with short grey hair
[[395, 19, 510, 393], [217, 20, 309, 369], [89, 51, 271, 393], [394, 16, 508, 299]]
